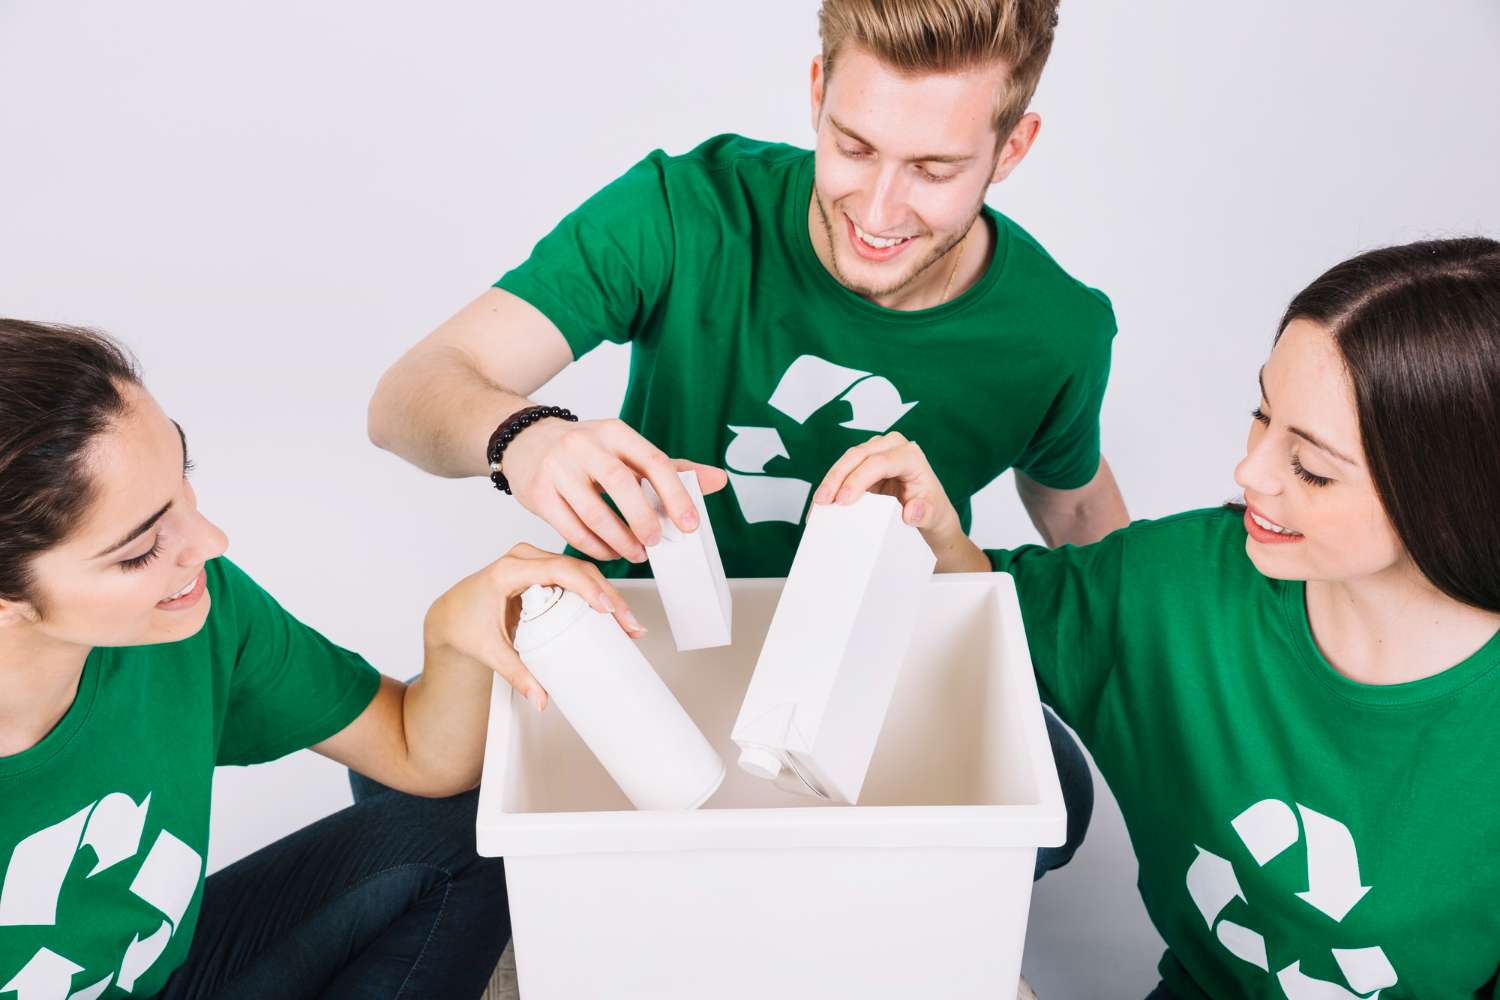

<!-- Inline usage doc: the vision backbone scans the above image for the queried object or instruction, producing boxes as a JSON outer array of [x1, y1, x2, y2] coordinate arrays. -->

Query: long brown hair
[[1279, 238, 1500, 611], [0, 319, 140, 604]]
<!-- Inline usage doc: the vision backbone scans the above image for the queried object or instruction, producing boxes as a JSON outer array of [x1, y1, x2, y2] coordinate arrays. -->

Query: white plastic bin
[[476, 573, 1065, 1000]]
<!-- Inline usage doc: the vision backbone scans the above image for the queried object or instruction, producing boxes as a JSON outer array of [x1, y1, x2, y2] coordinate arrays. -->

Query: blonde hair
[[818, 0, 1061, 136]]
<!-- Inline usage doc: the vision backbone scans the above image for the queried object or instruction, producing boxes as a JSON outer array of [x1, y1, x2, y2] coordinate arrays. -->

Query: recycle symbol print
[[1, 792, 202, 999], [1187, 799, 1399, 999], [724, 354, 918, 524]]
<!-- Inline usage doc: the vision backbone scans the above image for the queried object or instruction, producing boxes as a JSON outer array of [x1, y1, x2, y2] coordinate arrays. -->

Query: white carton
[[642, 471, 732, 651], [730, 494, 936, 803], [476, 575, 1065, 1000]]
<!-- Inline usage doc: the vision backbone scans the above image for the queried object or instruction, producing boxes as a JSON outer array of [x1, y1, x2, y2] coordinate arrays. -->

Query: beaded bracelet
[[486, 405, 578, 494]]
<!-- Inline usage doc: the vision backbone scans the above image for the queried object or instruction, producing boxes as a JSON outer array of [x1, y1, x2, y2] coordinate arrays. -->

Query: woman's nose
[[179, 513, 229, 566], [1234, 432, 1283, 498]]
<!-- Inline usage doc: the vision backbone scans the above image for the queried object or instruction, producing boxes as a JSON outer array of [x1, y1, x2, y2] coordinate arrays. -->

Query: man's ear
[[990, 111, 1042, 184], [810, 55, 827, 133]]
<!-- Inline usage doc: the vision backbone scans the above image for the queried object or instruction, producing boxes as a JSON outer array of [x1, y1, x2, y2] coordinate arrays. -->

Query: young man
[[368, 0, 1117, 908]]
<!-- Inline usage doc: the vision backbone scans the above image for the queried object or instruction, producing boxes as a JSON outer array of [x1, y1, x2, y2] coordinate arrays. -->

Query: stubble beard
[[813, 191, 980, 302]]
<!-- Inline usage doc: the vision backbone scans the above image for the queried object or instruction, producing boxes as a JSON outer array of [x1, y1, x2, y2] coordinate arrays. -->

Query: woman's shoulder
[[1104, 509, 1266, 587]]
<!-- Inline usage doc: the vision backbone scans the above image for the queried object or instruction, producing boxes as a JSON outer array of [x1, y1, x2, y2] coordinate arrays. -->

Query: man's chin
[[830, 248, 929, 300]]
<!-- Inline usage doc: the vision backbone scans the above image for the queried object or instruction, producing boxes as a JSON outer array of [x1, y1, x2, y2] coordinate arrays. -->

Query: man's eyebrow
[[828, 116, 974, 165], [91, 422, 190, 559], [1257, 367, 1358, 466]]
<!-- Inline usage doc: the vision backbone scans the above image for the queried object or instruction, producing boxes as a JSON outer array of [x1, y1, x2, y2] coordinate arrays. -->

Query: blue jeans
[[1035, 705, 1094, 880], [155, 785, 510, 1000]]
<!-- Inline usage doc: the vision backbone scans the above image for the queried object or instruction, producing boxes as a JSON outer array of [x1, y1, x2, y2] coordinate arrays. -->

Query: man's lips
[[845, 215, 915, 263]]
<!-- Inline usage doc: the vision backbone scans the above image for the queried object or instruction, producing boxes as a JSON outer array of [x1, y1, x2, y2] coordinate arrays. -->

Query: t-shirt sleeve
[[494, 150, 677, 360], [211, 559, 382, 766], [1013, 297, 1116, 490], [985, 532, 1126, 743]]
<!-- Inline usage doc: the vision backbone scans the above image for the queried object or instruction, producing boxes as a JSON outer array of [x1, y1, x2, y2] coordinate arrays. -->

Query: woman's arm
[[313, 544, 639, 797]]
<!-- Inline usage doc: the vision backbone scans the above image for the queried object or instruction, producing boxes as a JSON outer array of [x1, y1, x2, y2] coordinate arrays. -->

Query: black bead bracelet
[[487, 405, 578, 494]]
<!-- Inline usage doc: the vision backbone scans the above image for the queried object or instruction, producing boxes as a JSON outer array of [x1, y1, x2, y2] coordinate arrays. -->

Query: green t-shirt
[[989, 508, 1500, 999], [497, 133, 1116, 578], [0, 558, 380, 999]]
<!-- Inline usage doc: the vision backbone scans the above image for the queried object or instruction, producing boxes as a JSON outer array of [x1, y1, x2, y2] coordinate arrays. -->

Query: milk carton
[[731, 494, 936, 803], [642, 471, 732, 651]]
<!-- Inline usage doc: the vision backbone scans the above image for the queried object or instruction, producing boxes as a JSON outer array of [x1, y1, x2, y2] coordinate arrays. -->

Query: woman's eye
[[1251, 406, 1270, 425], [120, 537, 163, 571], [1291, 455, 1333, 488]]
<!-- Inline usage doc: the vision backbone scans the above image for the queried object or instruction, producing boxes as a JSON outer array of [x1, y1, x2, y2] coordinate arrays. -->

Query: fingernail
[[623, 610, 645, 632], [814, 488, 830, 504], [909, 503, 926, 523], [526, 688, 546, 713], [683, 511, 699, 530], [597, 596, 615, 614], [836, 489, 851, 504]]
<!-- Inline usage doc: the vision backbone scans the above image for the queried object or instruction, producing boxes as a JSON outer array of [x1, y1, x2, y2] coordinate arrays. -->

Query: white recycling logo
[[725, 354, 918, 524], [1, 793, 201, 998], [1187, 799, 1399, 999]]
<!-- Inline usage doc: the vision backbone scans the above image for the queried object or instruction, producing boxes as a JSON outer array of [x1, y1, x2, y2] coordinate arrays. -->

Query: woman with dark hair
[[813, 237, 1500, 998], [0, 319, 640, 998]]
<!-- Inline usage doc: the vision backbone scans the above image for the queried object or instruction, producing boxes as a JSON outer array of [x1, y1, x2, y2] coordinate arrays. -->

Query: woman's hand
[[422, 543, 642, 711], [813, 433, 990, 573]]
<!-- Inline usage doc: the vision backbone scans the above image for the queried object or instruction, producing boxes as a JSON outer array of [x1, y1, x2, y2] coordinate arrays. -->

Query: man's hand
[[501, 416, 728, 563], [813, 432, 988, 573]]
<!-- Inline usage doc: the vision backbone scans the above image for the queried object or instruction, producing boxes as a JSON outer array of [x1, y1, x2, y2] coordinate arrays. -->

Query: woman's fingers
[[834, 450, 912, 503], [496, 546, 644, 635], [494, 647, 549, 713], [814, 434, 905, 504]]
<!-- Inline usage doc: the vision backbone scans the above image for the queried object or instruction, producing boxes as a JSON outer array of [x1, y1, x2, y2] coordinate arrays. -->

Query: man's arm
[[368, 287, 570, 479], [368, 288, 724, 562], [1014, 456, 1128, 547]]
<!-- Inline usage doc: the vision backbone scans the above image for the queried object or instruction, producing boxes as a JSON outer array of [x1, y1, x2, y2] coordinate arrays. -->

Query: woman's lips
[[1244, 506, 1304, 545], [157, 569, 207, 610]]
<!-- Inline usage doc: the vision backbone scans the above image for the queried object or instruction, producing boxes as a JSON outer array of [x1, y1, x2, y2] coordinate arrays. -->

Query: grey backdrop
[[2, 1, 1497, 995]]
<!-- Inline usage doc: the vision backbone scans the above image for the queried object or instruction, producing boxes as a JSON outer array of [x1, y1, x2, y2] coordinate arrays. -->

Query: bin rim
[[476, 573, 1068, 858]]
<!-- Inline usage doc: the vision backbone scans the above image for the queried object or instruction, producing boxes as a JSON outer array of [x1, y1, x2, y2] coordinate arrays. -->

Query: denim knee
[[1033, 707, 1094, 880]]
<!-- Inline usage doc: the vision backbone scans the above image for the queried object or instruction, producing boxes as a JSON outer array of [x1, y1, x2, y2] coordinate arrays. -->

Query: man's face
[[809, 44, 1016, 303]]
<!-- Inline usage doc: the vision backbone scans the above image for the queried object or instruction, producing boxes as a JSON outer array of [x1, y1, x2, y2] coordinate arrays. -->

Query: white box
[[731, 494, 936, 803], [642, 471, 732, 651], [476, 574, 1066, 1000]]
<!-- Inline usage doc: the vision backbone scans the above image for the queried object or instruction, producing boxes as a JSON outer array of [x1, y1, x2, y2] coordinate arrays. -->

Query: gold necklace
[[939, 230, 968, 305]]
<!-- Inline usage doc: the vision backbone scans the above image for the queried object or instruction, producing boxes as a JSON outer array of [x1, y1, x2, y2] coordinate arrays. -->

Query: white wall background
[[2, 1, 1497, 995]]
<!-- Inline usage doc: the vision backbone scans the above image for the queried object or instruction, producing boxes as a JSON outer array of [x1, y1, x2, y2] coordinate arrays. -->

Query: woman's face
[[1233, 318, 1405, 583], [17, 382, 229, 649]]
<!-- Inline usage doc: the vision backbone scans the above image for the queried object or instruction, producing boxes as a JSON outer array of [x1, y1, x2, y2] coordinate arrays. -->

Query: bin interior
[[498, 576, 1042, 815]]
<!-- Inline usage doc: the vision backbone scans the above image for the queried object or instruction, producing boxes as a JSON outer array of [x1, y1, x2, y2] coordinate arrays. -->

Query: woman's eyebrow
[[94, 501, 172, 558], [1258, 366, 1358, 466], [92, 421, 191, 558], [174, 420, 190, 471]]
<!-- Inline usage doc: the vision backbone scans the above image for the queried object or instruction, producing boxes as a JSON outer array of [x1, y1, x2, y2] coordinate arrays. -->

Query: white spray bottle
[[513, 585, 725, 811]]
